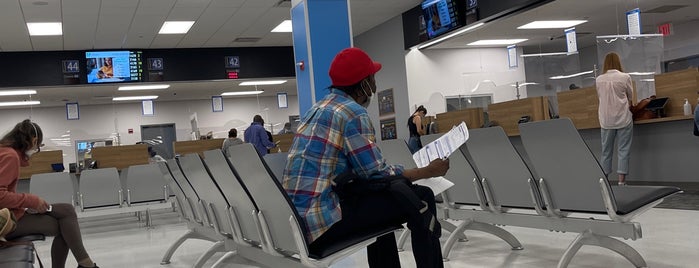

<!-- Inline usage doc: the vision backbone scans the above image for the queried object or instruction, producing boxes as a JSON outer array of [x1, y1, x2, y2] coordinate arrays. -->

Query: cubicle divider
[[654, 67, 699, 117], [272, 133, 295, 152], [557, 86, 600, 129], [91, 144, 149, 170], [435, 108, 483, 133]]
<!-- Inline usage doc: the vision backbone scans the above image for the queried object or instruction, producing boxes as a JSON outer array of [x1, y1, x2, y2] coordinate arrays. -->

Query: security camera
[[548, 36, 555, 41]]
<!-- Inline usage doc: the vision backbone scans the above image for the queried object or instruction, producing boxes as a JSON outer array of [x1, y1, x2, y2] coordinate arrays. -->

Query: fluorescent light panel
[[0, 101, 40, 107], [518, 20, 587, 29], [118, 85, 170, 91], [221, 91, 264, 96], [27, 22, 62, 36], [272, 20, 292, 32], [239, 80, 286, 86], [468, 39, 528, 46], [112, 96, 158, 101], [418, 22, 485, 49], [159, 21, 195, 34], [0, 90, 37, 96]]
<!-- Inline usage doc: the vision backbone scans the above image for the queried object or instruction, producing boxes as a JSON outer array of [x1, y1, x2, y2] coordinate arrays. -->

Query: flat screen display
[[86, 51, 143, 83], [421, 0, 460, 39]]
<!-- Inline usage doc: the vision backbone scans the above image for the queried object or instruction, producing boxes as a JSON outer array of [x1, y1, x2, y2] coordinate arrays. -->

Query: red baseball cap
[[329, 47, 382, 87]]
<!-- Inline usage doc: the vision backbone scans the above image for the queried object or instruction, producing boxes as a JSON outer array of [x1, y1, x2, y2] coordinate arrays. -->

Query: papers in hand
[[412, 122, 470, 195]]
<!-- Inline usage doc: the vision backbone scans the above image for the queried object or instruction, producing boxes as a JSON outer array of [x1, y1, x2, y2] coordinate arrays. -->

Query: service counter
[[91, 144, 149, 170], [487, 96, 550, 136], [19, 150, 63, 179], [435, 108, 483, 133], [273, 133, 295, 153], [173, 138, 225, 157]]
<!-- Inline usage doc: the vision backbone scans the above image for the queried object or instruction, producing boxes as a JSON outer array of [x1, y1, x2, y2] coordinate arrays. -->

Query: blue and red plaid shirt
[[282, 89, 404, 241]]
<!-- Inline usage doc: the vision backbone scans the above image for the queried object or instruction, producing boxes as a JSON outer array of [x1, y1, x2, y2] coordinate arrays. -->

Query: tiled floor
[[33, 207, 699, 268]]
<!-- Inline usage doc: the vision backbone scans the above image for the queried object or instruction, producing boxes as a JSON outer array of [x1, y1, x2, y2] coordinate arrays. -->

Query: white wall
[[0, 95, 299, 167], [355, 15, 412, 140], [405, 47, 527, 114], [663, 20, 699, 61]]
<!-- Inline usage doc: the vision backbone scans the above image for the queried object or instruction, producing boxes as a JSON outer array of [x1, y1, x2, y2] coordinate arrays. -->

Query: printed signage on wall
[[66, 103, 79, 120], [380, 118, 397, 140], [626, 8, 641, 35], [565, 27, 577, 53], [378, 89, 395, 116], [212, 96, 223, 112], [507, 45, 517, 68]]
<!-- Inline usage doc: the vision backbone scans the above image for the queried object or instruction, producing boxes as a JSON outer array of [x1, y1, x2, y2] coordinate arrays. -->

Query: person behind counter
[[0, 119, 99, 268], [596, 52, 633, 185], [282, 47, 449, 267], [407, 105, 427, 153]]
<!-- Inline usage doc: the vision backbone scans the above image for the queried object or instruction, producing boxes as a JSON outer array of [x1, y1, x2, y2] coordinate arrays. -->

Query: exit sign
[[658, 23, 673, 36]]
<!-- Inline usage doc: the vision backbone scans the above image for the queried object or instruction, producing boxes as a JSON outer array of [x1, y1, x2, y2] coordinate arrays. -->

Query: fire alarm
[[297, 60, 305, 71]]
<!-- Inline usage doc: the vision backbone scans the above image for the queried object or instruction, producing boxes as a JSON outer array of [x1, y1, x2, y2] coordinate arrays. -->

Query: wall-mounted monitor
[[86, 50, 143, 83], [421, 0, 461, 39]]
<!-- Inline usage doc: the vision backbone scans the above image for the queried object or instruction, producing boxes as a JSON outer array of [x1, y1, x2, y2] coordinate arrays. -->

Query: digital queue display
[[85, 50, 143, 84]]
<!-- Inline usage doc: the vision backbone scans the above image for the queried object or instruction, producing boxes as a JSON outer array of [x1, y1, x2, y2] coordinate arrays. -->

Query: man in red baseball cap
[[282, 47, 449, 267]]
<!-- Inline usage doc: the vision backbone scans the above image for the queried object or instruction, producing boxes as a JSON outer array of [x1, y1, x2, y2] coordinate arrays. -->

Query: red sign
[[227, 71, 239, 79], [658, 23, 673, 36], [128, 128, 133, 134]]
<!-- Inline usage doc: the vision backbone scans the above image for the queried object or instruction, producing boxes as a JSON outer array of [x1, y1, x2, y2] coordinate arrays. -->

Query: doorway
[[141, 123, 177, 160]]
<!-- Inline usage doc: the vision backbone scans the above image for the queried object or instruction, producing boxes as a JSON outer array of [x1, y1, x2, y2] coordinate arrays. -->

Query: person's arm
[[626, 75, 634, 109], [401, 158, 449, 182], [0, 152, 48, 212], [260, 128, 276, 148], [414, 116, 426, 135]]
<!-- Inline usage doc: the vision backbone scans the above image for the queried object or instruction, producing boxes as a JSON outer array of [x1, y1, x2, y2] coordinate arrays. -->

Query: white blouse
[[596, 69, 633, 129]]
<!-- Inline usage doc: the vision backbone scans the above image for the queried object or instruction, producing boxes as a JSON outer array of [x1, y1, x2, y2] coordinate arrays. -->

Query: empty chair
[[177, 154, 238, 268], [227, 143, 399, 267], [30, 172, 75, 205], [123, 164, 168, 205], [78, 168, 122, 211], [263, 152, 288, 182], [519, 118, 681, 267]]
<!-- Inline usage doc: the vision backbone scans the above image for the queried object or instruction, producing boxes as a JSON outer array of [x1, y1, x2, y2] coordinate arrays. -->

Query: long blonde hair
[[602, 52, 624, 73]]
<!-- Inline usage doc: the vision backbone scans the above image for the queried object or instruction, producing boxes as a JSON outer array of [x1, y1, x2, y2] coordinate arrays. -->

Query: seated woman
[[0, 119, 99, 268]]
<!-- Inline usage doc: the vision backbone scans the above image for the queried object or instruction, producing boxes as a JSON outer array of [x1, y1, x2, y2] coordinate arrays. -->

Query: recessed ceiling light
[[118, 85, 170, 91], [0, 101, 41, 107], [221, 91, 264, 96], [158, 21, 195, 34], [27, 22, 62, 36], [467, 39, 528, 46], [239, 80, 287, 86], [271, 20, 292, 32], [0, 90, 37, 96], [112, 96, 159, 101], [517, 20, 587, 29]]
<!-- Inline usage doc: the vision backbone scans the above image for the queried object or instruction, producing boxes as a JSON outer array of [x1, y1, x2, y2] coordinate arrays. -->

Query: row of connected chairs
[[379, 118, 680, 268], [29, 164, 172, 224], [159, 144, 400, 268]]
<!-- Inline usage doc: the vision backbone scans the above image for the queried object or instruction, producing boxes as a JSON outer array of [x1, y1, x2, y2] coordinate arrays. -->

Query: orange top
[[0, 147, 43, 219]]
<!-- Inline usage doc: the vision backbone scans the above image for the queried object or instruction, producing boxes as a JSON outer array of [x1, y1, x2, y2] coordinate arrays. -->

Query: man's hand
[[425, 158, 449, 177]]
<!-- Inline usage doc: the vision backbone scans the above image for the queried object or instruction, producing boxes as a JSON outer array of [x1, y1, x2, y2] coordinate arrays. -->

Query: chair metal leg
[[396, 228, 410, 252], [557, 230, 647, 268], [193, 240, 226, 268], [467, 221, 522, 250], [439, 219, 468, 242], [442, 220, 470, 261], [145, 208, 153, 228], [160, 230, 212, 264], [211, 250, 238, 268]]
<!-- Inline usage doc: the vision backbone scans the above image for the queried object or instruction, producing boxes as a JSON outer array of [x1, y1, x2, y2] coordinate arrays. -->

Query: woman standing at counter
[[596, 52, 633, 185], [407, 105, 427, 153]]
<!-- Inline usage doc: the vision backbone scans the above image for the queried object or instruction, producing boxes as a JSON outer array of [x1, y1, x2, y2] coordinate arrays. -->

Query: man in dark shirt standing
[[244, 115, 276, 156]]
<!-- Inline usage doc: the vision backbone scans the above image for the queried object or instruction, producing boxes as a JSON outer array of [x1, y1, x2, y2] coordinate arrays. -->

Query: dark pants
[[308, 185, 443, 268], [7, 203, 90, 268]]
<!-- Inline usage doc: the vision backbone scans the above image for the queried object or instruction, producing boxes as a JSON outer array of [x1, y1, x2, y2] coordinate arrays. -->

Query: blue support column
[[291, 0, 352, 115]]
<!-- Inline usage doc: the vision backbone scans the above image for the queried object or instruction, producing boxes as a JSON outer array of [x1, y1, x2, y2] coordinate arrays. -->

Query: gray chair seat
[[611, 185, 680, 215], [308, 225, 401, 259]]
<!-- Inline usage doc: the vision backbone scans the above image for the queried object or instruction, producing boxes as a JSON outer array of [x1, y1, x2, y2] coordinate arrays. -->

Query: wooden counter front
[[19, 150, 63, 179], [557, 86, 600, 130], [487, 97, 550, 136], [174, 138, 225, 157], [91, 144, 149, 170], [272, 134, 295, 153], [654, 68, 699, 117], [435, 108, 484, 133]]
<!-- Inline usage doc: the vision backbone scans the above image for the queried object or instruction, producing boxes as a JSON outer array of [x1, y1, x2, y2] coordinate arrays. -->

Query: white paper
[[142, 100, 154, 116], [212, 96, 223, 112], [411, 121, 469, 195], [507, 45, 517, 68], [66, 103, 79, 120]]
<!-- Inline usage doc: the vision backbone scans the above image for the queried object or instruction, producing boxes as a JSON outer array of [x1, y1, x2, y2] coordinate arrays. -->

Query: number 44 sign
[[62, 60, 79, 73]]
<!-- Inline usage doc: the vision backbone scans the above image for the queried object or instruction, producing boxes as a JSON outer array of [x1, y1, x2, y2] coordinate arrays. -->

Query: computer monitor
[[645, 97, 669, 111]]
